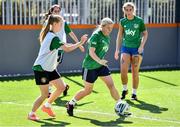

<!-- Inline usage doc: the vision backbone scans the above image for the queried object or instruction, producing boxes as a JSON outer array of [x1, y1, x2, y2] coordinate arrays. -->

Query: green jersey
[[83, 30, 110, 70], [120, 16, 146, 48]]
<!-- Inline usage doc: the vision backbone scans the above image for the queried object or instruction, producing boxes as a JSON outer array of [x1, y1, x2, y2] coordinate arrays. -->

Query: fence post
[[80, 0, 90, 24], [6, 0, 11, 24], [144, 0, 149, 23]]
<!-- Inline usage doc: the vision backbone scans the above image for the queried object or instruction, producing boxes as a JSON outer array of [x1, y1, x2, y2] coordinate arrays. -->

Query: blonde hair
[[39, 15, 63, 43], [101, 17, 114, 27], [122, 2, 136, 17]]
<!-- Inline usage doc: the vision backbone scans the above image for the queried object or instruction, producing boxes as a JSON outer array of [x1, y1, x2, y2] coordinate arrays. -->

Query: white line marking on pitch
[[1, 101, 180, 124]]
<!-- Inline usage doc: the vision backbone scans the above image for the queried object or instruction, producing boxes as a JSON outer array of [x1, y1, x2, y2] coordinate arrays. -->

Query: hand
[[80, 34, 88, 44], [99, 59, 108, 66], [138, 46, 144, 54], [79, 45, 85, 52], [114, 50, 119, 60]]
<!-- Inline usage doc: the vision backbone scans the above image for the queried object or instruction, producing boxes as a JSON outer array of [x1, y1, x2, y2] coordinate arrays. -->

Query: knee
[[132, 56, 139, 66], [59, 83, 66, 90]]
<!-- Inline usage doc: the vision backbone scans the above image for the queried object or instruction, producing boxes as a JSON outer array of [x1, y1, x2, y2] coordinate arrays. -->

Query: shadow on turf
[[0, 75, 34, 82], [140, 74, 178, 86], [73, 116, 133, 126], [53, 96, 94, 107], [63, 76, 98, 94], [31, 118, 70, 126], [126, 100, 168, 113]]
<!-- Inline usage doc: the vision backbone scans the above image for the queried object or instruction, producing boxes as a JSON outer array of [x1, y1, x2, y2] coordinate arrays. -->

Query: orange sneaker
[[28, 113, 40, 121], [41, 105, 56, 117]]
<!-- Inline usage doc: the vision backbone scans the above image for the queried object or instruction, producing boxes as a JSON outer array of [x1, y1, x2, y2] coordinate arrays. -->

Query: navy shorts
[[34, 70, 60, 85], [121, 46, 143, 56], [82, 66, 111, 83]]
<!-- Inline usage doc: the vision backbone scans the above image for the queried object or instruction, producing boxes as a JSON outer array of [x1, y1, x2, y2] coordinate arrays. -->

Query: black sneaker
[[131, 94, 138, 100], [63, 84, 69, 96], [66, 102, 74, 116], [121, 90, 128, 100]]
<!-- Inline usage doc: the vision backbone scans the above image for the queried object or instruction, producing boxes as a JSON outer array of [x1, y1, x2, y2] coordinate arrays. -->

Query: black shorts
[[33, 70, 60, 85], [82, 66, 111, 83]]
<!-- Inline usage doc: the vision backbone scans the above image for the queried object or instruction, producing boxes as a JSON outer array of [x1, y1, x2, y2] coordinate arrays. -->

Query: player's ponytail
[[39, 15, 63, 43], [39, 15, 51, 43]]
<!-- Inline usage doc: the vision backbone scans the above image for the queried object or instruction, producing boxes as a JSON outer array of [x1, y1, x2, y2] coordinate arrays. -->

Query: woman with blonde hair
[[66, 17, 126, 116], [114, 2, 148, 100]]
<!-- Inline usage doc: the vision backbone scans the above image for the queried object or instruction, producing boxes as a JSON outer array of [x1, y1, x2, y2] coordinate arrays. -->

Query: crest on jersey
[[134, 24, 139, 29], [41, 77, 47, 83]]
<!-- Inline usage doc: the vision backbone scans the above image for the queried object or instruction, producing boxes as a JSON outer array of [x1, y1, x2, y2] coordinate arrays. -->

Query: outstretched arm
[[61, 34, 88, 52], [69, 32, 85, 52]]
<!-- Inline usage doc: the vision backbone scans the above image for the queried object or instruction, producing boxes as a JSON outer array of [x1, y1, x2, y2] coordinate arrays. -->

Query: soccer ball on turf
[[114, 101, 131, 116]]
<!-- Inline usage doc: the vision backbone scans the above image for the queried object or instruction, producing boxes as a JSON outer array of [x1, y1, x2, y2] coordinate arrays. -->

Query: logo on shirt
[[102, 40, 106, 43], [92, 41, 97, 45], [41, 77, 47, 83], [134, 24, 139, 29], [125, 29, 136, 36], [102, 45, 109, 52]]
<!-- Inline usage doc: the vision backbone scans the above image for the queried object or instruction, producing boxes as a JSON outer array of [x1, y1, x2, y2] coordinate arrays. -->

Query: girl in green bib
[[115, 2, 148, 100]]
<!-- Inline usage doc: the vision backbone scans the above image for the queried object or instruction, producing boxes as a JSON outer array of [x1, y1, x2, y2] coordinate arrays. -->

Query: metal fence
[[0, 0, 176, 25]]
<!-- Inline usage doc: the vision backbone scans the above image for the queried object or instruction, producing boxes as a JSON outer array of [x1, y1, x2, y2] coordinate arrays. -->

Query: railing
[[0, 0, 176, 25]]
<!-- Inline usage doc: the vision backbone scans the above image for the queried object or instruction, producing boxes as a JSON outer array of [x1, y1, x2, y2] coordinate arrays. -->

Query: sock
[[117, 98, 122, 103], [69, 98, 77, 105], [132, 89, 137, 95], [44, 102, 51, 108], [123, 84, 128, 91], [29, 111, 35, 116]]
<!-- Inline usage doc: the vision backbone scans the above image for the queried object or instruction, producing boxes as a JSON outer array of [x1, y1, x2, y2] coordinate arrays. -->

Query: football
[[114, 100, 131, 116]]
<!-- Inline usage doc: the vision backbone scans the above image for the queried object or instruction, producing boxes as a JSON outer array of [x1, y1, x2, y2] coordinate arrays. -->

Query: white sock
[[29, 111, 35, 116], [123, 84, 128, 91], [69, 98, 77, 105], [44, 102, 51, 107], [132, 89, 137, 95]]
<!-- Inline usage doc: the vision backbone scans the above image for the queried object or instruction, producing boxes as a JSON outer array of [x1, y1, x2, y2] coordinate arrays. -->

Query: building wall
[[0, 26, 178, 75]]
